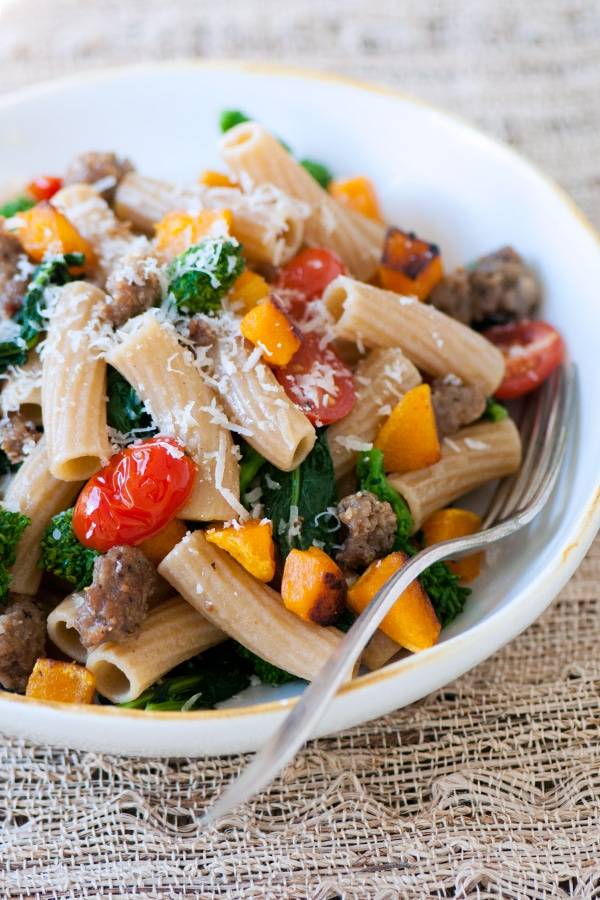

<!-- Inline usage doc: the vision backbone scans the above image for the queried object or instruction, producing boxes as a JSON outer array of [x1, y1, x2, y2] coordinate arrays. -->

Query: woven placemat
[[1, 1, 600, 896]]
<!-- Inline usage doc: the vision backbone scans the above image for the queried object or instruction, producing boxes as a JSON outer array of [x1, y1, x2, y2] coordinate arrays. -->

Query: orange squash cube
[[281, 546, 347, 625], [348, 551, 440, 651], [329, 176, 382, 221], [374, 383, 441, 473], [240, 296, 301, 366], [379, 227, 443, 300], [422, 508, 484, 583], [26, 658, 96, 704], [13, 202, 94, 271], [229, 270, 270, 313], [138, 518, 187, 565], [206, 519, 276, 582], [198, 169, 238, 188], [154, 208, 233, 259]]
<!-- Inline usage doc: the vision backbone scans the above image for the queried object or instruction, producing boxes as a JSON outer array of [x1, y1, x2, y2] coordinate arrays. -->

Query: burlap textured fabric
[[1, 1, 600, 896]]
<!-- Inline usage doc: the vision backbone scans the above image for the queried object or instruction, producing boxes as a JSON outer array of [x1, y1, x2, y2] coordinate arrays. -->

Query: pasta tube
[[389, 419, 522, 530], [219, 122, 386, 280], [42, 281, 111, 481], [4, 439, 82, 594], [328, 348, 422, 479], [114, 172, 306, 266], [86, 596, 225, 703], [213, 334, 315, 471], [323, 276, 506, 395], [362, 630, 402, 671], [107, 312, 241, 520], [47, 594, 88, 664], [158, 531, 348, 682], [0, 354, 42, 414]]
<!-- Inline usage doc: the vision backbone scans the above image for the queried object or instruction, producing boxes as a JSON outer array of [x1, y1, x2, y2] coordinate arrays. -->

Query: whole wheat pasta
[[362, 630, 403, 671], [86, 596, 226, 703], [107, 311, 241, 520], [219, 122, 386, 280], [389, 418, 522, 531], [114, 172, 306, 266], [213, 334, 315, 471], [0, 354, 42, 414], [328, 348, 422, 479], [42, 281, 111, 481], [4, 439, 82, 594], [47, 594, 88, 664], [158, 531, 348, 682], [53, 183, 150, 284], [323, 276, 506, 395]]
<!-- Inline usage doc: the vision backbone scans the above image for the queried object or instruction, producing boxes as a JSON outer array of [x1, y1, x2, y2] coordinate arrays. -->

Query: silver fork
[[202, 363, 575, 826]]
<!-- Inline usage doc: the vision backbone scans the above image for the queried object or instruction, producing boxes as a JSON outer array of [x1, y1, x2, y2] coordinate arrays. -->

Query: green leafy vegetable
[[356, 449, 470, 627], [300, 158, 333, 189], [483, 396, 509, 422], [0, 253, 83, 375], [235, 643, 296, 686], [106, 366, 156, 438], [40, 508, 100, 590], [121, 642, 252, 711], [239, 443, 267, 498], [0, 450, 17, 477], [0, 196, 35, 218], [219, 109, 251, 132], [0, 507, 31, 603], [167, 238, 245, 315], [357, 448, 413, 544], [261, 429, 339, 560]]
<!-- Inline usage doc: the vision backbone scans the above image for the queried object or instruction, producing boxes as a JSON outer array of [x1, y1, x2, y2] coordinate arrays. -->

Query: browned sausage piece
[[187, 316, 215, 347], [336, 491, 397, 571], [63, 151, 134, 203], [0, 412, 41, 465], [431, 377, 487, 438], [104, 250, 162, 327], [74, 546, 160, 650], [0, 595, 46, 693], [0, 223, 29, 319]]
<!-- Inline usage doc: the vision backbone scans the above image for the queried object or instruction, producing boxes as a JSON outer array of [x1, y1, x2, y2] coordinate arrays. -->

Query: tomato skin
[[274, 332, 356, 426], [483, 320, 565, 400], [27, 176, 63, 202], [277, 248, 345, 318], [73, 437, 196, 552]]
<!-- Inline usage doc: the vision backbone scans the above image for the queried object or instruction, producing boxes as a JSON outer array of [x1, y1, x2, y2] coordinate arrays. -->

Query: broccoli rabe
[[483, 396, 509, 422], [219, 109, 251, 133], [0, 449, 17, 477], [235, 643, 296, 686], [239, 443, 267, 499], [0, 507, 31, 603], [300, 159, 333, 189], [0, 253, 84, 375], [167, 238, 245, 316], [0, 195, 34, 218], [40, 508, 100, 590], [357, 448, 413, 543], [106, 366, 156, 439]]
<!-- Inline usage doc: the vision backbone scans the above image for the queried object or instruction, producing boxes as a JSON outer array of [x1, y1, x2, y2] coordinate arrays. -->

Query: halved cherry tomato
[[274, 332, 356, 426], [277, 248, 345, 319], [26, 176, 63, 202], [483, 320, 565, 400], [73, 437, 196, 552]]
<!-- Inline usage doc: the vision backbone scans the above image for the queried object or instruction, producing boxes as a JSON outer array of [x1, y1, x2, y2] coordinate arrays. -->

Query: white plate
[[1, 62, 599, 757]]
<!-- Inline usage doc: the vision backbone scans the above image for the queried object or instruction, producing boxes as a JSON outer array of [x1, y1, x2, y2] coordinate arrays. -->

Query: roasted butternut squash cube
[[374, 383, 441, 473], [379, 227, 443, 300], [229, 270, 269, 313], [154, 209, 233, 259], [26, 658, 96, 704], [422, 507, 484, 582], [13, 202, 94, 271], [348, 551, 440, 651], [281, 546, 347, 625], [240, 296, 301, 366], [206, 519, 276, 582], [198, 169, 238, 188], [139, 518, 187, 565], [329, 176, 382, 221]]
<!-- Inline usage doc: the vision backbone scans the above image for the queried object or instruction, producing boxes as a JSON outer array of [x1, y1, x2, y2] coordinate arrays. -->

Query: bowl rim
[[1, 58, 599, 726]]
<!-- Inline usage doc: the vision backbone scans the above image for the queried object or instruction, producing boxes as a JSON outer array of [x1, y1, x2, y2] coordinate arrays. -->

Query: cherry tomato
[[274, 332, 356, 426], [277, 248, 345, 318], [26, 176, 63, 202], [483, 320, 565, 400], [73, 437, 196, 552]]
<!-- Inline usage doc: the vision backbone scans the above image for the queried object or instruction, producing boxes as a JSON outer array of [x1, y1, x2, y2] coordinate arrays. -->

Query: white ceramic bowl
[[1, 62, 599, 757]]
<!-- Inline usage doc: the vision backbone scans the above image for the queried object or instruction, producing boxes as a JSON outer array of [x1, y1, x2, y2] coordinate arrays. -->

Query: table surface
[[1, 1, 600, 897]]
